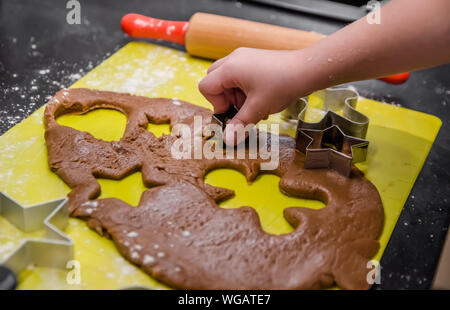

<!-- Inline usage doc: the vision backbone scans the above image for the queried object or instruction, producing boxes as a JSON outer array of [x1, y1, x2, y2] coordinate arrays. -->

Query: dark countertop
[[0, 0, 448, 289]]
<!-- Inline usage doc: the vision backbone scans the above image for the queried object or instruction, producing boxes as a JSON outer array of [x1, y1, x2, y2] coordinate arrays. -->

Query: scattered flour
[[143, 255, 155, 265], [81, 201, 99, 208], [131, 251, 140, 259], [127, 231, 138, 238]]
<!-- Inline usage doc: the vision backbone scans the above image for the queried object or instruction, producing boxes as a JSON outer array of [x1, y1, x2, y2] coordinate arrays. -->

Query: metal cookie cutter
[[296, 125, 369, 177], [282, 87, 369, 139], [282, 87, 370, 176], [0, 192, 73, 289], [212, 105, 239, 130]]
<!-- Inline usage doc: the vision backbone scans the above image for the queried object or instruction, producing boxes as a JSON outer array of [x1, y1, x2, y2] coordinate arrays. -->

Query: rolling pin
[[121, 13, 409, 84]]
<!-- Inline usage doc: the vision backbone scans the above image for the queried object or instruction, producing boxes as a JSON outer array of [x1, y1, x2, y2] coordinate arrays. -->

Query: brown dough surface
[[44, 88, 384, 290]]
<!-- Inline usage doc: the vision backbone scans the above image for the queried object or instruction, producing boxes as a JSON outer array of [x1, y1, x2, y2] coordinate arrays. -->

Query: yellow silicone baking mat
[[0, 42, 441, 289]]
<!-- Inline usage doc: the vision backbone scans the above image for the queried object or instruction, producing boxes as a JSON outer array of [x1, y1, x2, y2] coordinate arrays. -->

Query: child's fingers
[[204, 93, 229, 114], [233, 88, 247, 109], [207, 56, 229, 74], [223, 89, 237, 107], [223, 88, 247, 109], [233, 96, 265, 127], [223, 97, 264, 145], [198, 67, 230, 113]]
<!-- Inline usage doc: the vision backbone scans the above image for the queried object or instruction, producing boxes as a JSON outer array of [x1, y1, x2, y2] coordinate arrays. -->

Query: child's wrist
[[290, 48, 337, 97]]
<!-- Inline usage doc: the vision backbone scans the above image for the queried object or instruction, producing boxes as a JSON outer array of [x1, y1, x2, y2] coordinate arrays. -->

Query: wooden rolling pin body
[[185, 13, 325, 59], [121, 13, 409, 84]]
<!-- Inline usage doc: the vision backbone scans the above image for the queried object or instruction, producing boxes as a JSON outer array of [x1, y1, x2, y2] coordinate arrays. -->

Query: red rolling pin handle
[[378, 72, 410, 84], [121, 14, 409, 85], [121, 13, 188, 45]]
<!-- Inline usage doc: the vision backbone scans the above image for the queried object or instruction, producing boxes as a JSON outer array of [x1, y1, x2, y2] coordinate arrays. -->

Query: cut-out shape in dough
[[147, 122, 171, 138], [57, 108, 127, 142], [97, 172, 147, 207], [205, 169, 325, 235]]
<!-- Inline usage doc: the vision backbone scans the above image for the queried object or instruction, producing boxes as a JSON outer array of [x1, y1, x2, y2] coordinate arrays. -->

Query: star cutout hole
[[147, 122, 171, 137], [96, 172, 147, 207]]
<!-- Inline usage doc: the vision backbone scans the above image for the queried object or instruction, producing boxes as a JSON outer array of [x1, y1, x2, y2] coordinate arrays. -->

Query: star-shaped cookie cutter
[[296, 125, 369, 177], [0, 191, 73, 288], [282, 87, 369, 139], [280, 87, 370, 176]]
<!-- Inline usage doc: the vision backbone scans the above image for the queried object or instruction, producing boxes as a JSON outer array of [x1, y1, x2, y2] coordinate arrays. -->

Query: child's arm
[[199, 0, 450, 145]]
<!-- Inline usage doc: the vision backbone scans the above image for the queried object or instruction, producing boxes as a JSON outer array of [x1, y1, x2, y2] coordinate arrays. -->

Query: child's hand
[[198, 0, 450, 146], [199, 48, 309, 145]]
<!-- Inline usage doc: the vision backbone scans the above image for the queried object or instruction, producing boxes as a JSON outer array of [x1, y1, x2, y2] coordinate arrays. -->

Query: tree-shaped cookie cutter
[[281, 87, 370, 176], [0, 192, 73, 288]]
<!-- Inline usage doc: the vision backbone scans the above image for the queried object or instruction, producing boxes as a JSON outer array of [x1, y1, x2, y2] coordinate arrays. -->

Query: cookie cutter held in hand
[[0, 191, 73, 288], [212, 105, 239, 130]]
